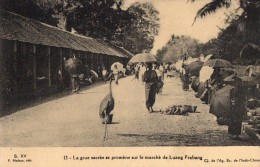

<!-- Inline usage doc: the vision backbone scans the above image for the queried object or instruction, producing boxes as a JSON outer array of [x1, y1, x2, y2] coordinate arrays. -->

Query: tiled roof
[[0, 10, 133, 58]]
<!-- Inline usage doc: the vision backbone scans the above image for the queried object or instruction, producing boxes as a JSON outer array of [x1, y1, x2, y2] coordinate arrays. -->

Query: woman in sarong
[[143, 63, 158, 113]]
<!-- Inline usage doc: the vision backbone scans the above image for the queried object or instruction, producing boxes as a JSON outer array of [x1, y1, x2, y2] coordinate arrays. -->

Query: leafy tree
[[58, 1, 159, 54], [190, 0, 260, 44], [156, 35, 202, 62], [59, 0, 125, 40], [0, 0, 59, 26], [121, 2, 160, 54]]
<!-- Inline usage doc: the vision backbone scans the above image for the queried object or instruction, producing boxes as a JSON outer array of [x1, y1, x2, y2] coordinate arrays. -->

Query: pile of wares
[[247, 109, 260, 129], [160, 105, 197, 115]]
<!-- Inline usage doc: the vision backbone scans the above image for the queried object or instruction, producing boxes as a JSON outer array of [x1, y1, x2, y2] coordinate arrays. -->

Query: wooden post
[[100, 55, 103, 66], [59, 48, 63, 78], [13, 41, 18, 91], [97, 54, 99, 66], [69, 49, 73, 58], [91, 53, 94, 69], [47, 47, 51, 88], [0, 39, 4, 114], [33, 45, 37, 90]]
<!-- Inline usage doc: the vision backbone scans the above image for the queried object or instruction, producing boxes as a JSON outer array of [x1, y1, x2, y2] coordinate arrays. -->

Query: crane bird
[[99, 74, 114, 140]]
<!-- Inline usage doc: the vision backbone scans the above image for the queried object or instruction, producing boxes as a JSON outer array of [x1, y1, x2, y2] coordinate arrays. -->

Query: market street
[[0, 75, 256, 146]]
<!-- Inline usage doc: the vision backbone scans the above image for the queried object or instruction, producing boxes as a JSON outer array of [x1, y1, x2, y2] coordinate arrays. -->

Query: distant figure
[[134, 65, 139, 80], [228, 77, 246, 140], [97, 66, 102, 80], [159, 63, 164, 80], [143, 63, 158, 113], [102, 66, 108, 83], [181, 64, 189, 91], [113, 65, 119, 85], [245, 65, 254, 77], [155, 66, 164, 94], [139, 63, 146, 83], [155, 66, 162, 80], [71, 74, 80, 93]]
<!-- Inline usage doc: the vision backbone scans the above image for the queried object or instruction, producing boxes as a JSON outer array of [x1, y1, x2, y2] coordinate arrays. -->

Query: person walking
[[143, 63, 158, 113]]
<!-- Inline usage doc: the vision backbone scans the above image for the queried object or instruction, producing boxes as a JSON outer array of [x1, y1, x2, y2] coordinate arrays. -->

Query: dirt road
[[0, 75, 256, 146]]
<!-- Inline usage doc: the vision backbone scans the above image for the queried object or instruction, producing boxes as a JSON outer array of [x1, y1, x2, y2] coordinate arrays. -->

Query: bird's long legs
[[104, 111, 108, 140]]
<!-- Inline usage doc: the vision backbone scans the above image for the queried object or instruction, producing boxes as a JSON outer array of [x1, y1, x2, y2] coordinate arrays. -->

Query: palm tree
[[189, 0, 260, 36], [190, 0, 260, 43]]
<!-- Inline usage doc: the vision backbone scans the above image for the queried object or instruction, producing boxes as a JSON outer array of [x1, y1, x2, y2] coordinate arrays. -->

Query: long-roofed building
[[0, 10, 133, 112]]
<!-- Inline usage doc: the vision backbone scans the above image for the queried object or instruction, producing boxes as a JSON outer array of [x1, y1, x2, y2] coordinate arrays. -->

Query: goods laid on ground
[[166, 70, 175, 77], [245, 108, 260, 142], [160, 105, 197, 115], [247, 109, 260, 129]]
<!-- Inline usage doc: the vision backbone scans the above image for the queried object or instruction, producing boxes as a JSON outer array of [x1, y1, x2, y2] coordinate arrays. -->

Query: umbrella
[[201, 54, 213, 62], [199, 66, 214, 83], [210, 85, 234, 118], [185, 61, 204, 77], [64, 58, 82, 75], [240, 43, 260, 63], [203, 59, 234, 68], [111, 62, 124, 71], [89, 70, 99, 83], [129, 53, 157, 63], [90, 70, 98, 78]]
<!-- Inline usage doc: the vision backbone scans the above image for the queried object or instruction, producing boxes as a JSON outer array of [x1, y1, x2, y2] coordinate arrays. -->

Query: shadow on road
[[116, 130, 257, 146], [1, 81, 107, 117]]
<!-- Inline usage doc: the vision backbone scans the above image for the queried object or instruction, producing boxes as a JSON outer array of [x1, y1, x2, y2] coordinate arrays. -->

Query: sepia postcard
[[0, 0, 259, 166]]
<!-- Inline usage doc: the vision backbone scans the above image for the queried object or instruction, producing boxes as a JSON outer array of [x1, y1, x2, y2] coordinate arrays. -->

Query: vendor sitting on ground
[[209, 67, 224, 90]]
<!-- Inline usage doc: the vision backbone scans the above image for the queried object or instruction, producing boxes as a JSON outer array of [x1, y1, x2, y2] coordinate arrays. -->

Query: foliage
[[156, 35, 202, 63], [0, 0, 59, 26], [121, 2, 160, 54], [190, 0, 260, 63], [190, 0, 260, 43]]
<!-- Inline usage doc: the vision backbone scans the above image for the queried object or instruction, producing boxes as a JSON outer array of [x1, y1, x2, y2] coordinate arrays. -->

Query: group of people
[[181, 62, 258, 140], [68, 63, 123, 94]]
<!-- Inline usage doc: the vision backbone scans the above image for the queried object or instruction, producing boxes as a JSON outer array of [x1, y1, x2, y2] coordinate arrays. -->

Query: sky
[[123, 0, 239, 54]]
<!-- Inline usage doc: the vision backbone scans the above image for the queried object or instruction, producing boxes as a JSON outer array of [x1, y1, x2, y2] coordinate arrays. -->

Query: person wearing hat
[[143, 63, 158, 113]]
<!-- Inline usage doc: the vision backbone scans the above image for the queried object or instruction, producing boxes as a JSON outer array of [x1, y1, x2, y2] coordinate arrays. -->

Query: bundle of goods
[[160, 105, 197, 115], [247, 99, 259, 109], [247, 109, 260, 129]]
